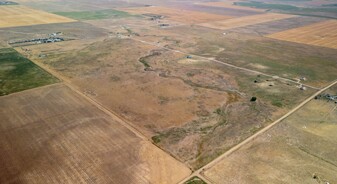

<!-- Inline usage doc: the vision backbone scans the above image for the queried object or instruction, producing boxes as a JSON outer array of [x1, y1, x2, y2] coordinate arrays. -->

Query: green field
[[185, 176, 207, 184], [0, 48, 58, 96], [234, 1, 299, 11], [323, 4, 337, 7], [54, 9, 133, 20], [234, 1, 337, 15]]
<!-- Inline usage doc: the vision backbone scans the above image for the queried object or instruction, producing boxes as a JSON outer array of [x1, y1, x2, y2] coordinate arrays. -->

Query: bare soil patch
[[0, 83, 190, 184], [199, 13, 296, 30], [268, 20, 337, 49], [0, 5, 75, 28]]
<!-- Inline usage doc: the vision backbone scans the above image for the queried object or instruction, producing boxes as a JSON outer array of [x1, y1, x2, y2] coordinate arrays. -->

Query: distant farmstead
[[0, 1, 18, 5]]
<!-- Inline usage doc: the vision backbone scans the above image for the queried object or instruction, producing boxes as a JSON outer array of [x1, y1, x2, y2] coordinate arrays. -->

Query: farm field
[[0, 83, 190, 184], [234, 1, 337, 19], [203, 85, 337, 184], [94, 20, 337, 88], [16, 0, 145, 12], [120, 6, 233, 24], [0, 21, 108, 45], [0, 5, 75, 28], [18, 37, 316, 169], [267, 20, 337, 49], [199, 13, 296, 30], [0, 48, 58, 96], [2, 0, 337, 183], [54, 9, 134, 20], [224, 16, 327, 35], [169, 2, 263, 17], [195, 1, 266, 12]]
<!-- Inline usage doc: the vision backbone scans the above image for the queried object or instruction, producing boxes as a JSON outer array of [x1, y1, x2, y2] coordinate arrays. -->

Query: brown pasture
[[19, 38, 228, 137], [120, 6, 232, 24], [267, 20, 337, 49], [199, 13, 296, 30], [0, 5, 75, 28], [18, 37, 317, 169], [0, 83, 190, 184], [204, 98, 337, 183]]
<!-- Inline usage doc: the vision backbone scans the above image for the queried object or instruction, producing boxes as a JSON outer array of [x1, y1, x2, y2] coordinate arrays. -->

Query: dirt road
[[16, 37, 334, 183], [178, 78, 337, 183], [131, 37, 320, 90], [22, 56, 149, 141]]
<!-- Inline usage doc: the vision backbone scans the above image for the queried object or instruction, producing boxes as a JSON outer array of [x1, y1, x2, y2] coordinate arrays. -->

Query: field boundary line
[[178, 79, 337, 184], [130, 37, 321, 90], [0, 82, 62, 99], [19, 51, 193, 176], [20, 54, 148, 140]]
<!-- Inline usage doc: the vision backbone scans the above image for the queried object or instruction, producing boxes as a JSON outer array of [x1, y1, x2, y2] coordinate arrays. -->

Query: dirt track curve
[[178, 78, 337, 184]]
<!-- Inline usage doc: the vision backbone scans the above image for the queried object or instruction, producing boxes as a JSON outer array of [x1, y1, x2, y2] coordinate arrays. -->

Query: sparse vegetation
[[152, 135, 161, 143], [1, 1, 336, 183], [250, 96, 257, 102], [185, 176, 207, 184], [204, 99, 337, 183], [110, 75, 121, 82], [272, 99, 283, 107], [139, 57, 151, 68]]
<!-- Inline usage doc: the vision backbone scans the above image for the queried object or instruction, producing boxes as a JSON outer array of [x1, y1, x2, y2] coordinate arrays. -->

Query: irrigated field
[[0, 5, 75, 28], [16, 0, 144, 12], [0, 83, 191, 184], [234, 1, 337, 19], [267, 20, 337, 49], [0, 48, 58, 96], [203, 85, 337, 183], [199, 13, 296, 30], [54, 9, 134, 20], [120, 6, 233, 24], [196, 1, 265, 12]]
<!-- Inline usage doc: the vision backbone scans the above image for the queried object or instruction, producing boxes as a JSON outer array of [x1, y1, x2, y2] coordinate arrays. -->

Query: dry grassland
[[196, 1, 265, 12], [204, 98, 337, 183], [267, 20, 337, 49], [0, 5, 75, 28], [0, 83, 190, 184], [17, 34, 317, 169], [199, 13, 296, 30], [20, 39, 228, 137], [120, 6, 232, 24]]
